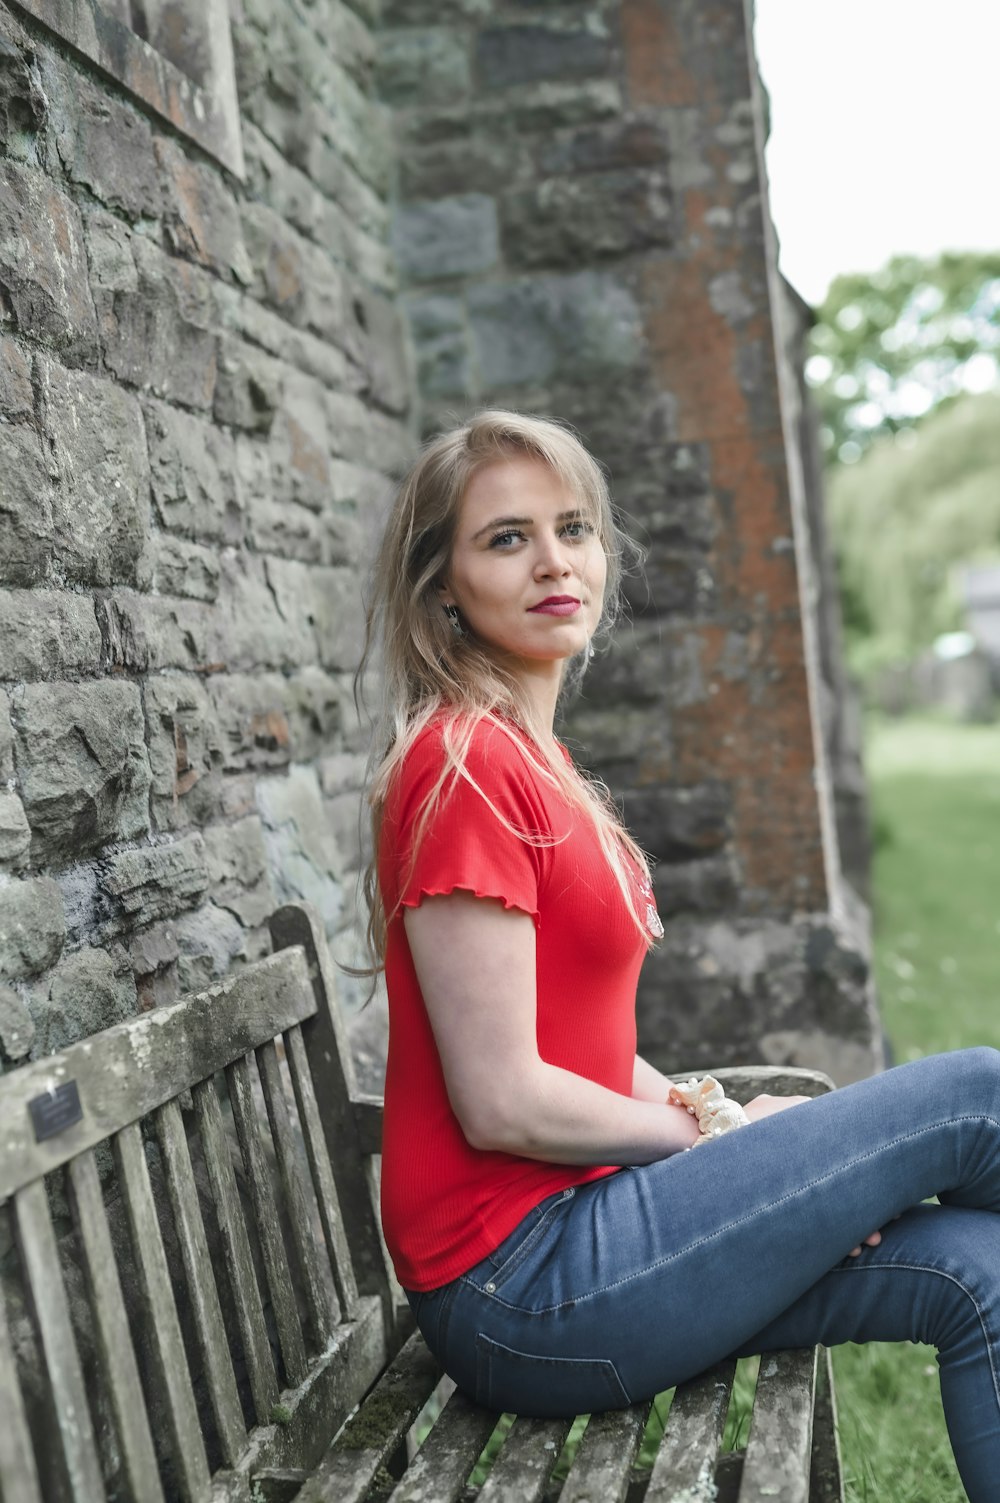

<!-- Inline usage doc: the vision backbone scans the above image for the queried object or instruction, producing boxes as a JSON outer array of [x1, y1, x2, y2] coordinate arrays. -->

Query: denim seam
[[832, 1258, 1000, 1422], [479, 1114, 1000, 1314]]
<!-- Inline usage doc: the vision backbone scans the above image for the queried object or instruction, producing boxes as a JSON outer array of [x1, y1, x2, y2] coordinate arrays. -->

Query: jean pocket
[[475, 1333, 631, 1417], [485, 1187, 575, 1293]]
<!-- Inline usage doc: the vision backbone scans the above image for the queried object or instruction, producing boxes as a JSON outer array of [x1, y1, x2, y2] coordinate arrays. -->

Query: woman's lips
[[528, 597, 582, 616]]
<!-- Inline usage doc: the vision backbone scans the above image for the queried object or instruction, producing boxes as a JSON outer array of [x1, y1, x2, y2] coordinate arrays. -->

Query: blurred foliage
[[827, 391, 1000, 673], [809, 252, 1000, 464]]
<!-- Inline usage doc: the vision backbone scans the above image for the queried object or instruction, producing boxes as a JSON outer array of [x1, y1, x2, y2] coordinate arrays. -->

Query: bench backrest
[[0, 904, 390, 1503]]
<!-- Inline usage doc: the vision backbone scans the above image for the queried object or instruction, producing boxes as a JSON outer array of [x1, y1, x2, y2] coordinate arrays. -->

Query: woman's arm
[[404, 891, 701, 1163]]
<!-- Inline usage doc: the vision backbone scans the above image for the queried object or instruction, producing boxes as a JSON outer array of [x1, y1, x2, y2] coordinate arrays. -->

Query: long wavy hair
[[356, 409, 653, 971]]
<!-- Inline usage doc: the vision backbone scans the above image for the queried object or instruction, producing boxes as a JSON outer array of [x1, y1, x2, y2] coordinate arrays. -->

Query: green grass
[[832, 713, 1000, 1502]]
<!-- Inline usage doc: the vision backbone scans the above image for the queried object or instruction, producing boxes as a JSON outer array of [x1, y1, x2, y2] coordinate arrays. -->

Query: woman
[[359, 410, 1000, 1501]]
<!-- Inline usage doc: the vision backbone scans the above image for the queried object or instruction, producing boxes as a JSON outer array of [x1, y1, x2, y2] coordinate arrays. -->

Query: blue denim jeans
[[406, 1049, 1000, 1503]]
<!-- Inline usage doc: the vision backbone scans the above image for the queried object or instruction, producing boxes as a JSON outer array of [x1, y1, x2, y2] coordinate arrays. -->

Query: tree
[[808, 252, 1000, 465]]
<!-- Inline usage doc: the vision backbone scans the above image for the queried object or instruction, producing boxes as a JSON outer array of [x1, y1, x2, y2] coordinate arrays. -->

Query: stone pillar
[[379, 0, 882, 1082]]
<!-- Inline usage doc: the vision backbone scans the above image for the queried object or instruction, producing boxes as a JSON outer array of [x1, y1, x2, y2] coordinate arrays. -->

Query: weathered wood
[[269, 906, 392, 1314], [256, 1039, 336, 1349], [809, 1347, 844, 1503], [227, 1054, 309, 1387], [114, 1120, 211, 1503], [13, 1178, 107, 1502], [155, 1097, 247, 1466], [296, 1331, 442, 1503], [0, 948, 316, 1200], [0, 1239, 45, 1503], [476, 1415, 574, 1503], [385, 1388, 499, 1503], [66, 1149, 166, 1503], [739, 1347, 816, 1503], [192, 1076, 280, 1423], [644, 1361, 737, 1503], [702, 1066, 834, 1105], [559, 1403, 650, 1503], [353, 1096, 384, 1157], [227, 1046, 308, 1382], [285, 1023, 360, 1319]]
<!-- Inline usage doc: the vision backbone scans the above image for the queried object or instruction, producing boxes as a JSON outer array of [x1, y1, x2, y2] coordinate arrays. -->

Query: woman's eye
[[489, 529, 524, 549], [563, 520, 593, 540]]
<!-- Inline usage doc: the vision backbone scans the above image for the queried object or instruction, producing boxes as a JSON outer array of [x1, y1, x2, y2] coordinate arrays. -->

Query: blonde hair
[[357, 409, 653, 969]]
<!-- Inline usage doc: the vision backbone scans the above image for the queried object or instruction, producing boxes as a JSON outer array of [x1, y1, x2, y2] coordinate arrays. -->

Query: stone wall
[[380, 0, 882, 1082], [0, 0, 411, 1070]]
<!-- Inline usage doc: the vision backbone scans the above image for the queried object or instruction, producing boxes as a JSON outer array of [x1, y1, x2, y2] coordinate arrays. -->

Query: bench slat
[[114, 1120, 212, 1503], [155, 1098, 248, 1466], [296, 1330, 442, 1503], [257, 1040, 337, 1347], [386, 1388, 499, 1503], [0, 948, 315, 1201], [285, 1024, 360, 1320], [66, 1150, 166, 1503], [227, 1055, 309, 1387], [809, 1348, 844, 1503], [192, 1077, 280, 1423], [0, 1272, 44, 1503], [738, 1348, 816, 1503], [558, 1403, 650, 1503], [644, 1361, 737, 1503], [14, 1178, 107, 1502], [476, 1416, 574, 1503]]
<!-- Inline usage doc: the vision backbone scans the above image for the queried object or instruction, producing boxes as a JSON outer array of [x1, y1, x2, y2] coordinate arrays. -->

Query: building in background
[[0, 0, 880, 1085]]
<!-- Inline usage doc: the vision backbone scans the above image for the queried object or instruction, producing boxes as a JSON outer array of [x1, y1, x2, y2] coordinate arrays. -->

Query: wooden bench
[[0, 902, 844, 1503]]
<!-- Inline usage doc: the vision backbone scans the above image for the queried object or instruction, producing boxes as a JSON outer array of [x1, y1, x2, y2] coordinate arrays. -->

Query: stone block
[[0, 17, 46, 154], [537, 117, 671, 176], [13, 681, 151, 864], [502, 168, 672, 269], [247, 496, 324, 564], [214, 336, 280, 434], [0, 701, 13, 781], [28, 944, 137, 1055], [144, 399, 244, 544], [172, 901, 254, 992], [349, 282, 410, 415], [468, 270, 643, 388], [0, 335, 33, 417], [623, 782, 733, 862], [269, 373, 333, 512], [0, 877, 64, 980], [143, 673, 224, 831], [256, 764, 344, 938], [155, 137, 252, 283], [392, 195, 499, 283], [284, 666, 343, 761], [325, 392, 414, 472], [0, 426, 56, 586], [302, 565, 366, 671], [401, 291, 469, 398], [0, 983, 34, 1062], [202, 815, 275, 926], [653, 853, 740, 917], [38, 359, 151, 586], [54, 61, 162, 218], [149, 536, 221, 603], [400, 131, 527, 202], [475, 22, 610, 90], [380, 0, 490, 21], [0, 159, 97, 360], [223, 553, 319, 670], [206, 672, 295, 771], [0, 792, 31, 866], [377, 29, 470, 107], [96, 591, 220, 674], [0, 590, 102, 681], [87, 216, 217, 410], [97, 834, 209, 935]]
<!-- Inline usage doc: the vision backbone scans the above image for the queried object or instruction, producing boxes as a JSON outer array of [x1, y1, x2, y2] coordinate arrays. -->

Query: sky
[[753, 0, 1000, 307]]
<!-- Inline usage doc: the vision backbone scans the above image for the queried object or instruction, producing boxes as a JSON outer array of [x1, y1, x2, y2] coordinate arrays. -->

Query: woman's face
[[439, 454, 607, 681]]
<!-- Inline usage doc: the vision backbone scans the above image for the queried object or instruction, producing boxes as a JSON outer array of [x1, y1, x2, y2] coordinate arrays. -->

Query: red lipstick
[[529, 596, 581, 616]]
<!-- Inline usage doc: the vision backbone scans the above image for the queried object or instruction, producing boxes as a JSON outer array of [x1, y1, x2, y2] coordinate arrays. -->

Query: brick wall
[[0, 0, 410, 1069]]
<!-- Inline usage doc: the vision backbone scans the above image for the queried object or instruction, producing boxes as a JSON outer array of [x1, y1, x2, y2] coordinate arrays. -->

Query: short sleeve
[[389, 719, 550, 925]]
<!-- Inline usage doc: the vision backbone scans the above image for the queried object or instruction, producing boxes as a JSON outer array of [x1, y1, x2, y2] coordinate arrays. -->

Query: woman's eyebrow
[[469, 509, 585, 542]]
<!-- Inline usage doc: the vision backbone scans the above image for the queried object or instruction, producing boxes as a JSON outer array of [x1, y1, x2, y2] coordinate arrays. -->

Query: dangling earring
[[586, 640, 596, 661], [443, 603, 463, 636]]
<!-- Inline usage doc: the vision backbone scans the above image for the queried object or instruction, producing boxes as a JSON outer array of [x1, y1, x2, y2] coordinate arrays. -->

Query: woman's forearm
[[461, 1058, 701, 1163]]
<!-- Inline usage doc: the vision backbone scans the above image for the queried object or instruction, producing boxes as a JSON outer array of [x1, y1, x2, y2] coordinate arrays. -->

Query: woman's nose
[[534, 534, 573, 576]]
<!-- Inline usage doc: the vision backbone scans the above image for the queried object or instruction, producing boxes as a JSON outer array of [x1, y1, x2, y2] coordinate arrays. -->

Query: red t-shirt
[[378, 715, 650, 1292]]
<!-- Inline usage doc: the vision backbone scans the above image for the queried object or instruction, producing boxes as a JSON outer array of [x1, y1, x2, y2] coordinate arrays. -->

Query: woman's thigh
[[438, 1050, 1000, 1410]]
